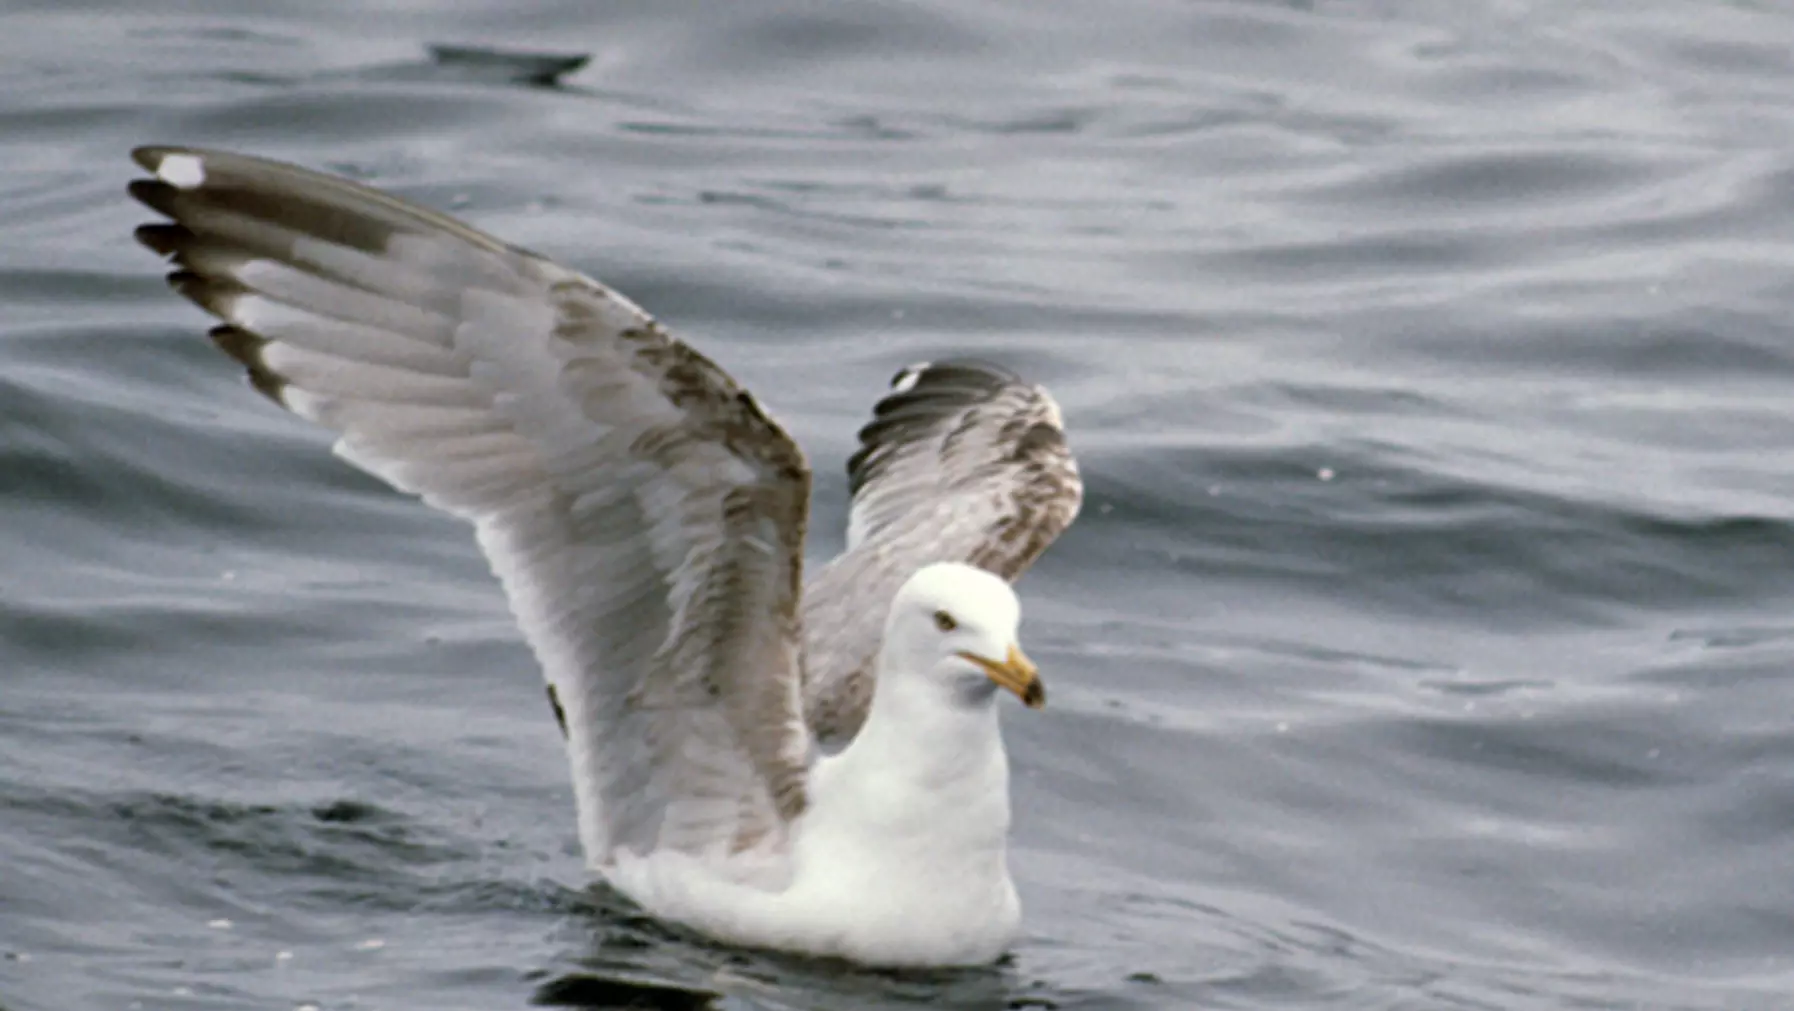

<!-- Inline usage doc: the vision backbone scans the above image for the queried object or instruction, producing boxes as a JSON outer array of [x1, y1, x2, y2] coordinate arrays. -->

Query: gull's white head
[[883, 562, 1044, 711]]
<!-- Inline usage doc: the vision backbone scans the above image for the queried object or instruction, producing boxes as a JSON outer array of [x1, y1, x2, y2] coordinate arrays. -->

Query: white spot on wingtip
[[892, 362, 929, 394], [157, 153, 206, 189]]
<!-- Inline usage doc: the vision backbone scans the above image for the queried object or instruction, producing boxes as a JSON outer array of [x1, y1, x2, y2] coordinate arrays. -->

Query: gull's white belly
[[780, 824, 1023, 966]]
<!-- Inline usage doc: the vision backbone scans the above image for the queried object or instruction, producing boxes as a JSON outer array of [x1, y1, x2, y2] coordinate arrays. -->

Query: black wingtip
[[129, 146, 165, 172], [127, 177, 182, 219], [207, 324, 265, 365], [206, 325, 288, 407], [134, 222, 191, 257], [887, 357, 1018, 392], [846, 359, 1038, 495]]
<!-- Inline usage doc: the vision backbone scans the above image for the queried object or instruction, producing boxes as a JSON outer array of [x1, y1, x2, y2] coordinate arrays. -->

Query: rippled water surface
[[6, 2, 1794, 1009]]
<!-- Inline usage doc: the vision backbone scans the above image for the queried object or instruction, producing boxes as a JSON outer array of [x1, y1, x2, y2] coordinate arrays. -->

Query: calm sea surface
[[5, 2, 1794, 1008]]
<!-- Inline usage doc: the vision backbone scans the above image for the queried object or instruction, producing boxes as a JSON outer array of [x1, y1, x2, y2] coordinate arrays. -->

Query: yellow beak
[[958, 643, 1046, 709]]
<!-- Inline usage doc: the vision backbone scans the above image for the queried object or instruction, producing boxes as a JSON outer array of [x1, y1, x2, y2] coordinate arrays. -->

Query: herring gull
[[127, 147, 1082, 967]]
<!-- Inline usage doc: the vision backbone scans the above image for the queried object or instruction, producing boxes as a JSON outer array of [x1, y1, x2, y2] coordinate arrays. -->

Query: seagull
[[127, 147, 1082, 968]]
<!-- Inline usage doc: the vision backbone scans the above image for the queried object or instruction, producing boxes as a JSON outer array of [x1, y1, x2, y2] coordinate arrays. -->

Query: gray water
[[5, 1, 1794, 1008]]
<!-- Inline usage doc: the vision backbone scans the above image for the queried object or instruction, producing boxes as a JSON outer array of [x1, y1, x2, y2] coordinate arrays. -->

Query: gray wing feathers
[[130, 146, 812, 864], [801, 360, 1082, 744]]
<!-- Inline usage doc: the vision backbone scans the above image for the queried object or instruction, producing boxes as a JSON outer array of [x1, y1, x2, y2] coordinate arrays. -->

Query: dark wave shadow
[[531, 973, 721, 1010], [531, 887, 1061, 1011]]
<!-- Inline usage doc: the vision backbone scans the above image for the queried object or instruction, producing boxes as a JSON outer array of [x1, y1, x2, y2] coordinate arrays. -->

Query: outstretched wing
[[129, 147, 813, 864], [801, 360, 1082, 744]]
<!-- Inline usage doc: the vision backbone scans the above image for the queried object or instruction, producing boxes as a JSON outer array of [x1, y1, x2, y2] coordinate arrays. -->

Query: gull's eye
[[933, 610, 957, 633]]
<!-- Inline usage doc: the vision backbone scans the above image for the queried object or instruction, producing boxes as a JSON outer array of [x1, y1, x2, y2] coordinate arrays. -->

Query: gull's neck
[[855, 666, 1004, 779], [772, 655, 1020, 965]]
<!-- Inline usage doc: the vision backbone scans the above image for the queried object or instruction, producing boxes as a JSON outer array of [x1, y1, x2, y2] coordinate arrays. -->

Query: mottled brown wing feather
[[128, 146, 814, 863], [801, 359, 1082, 745]]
